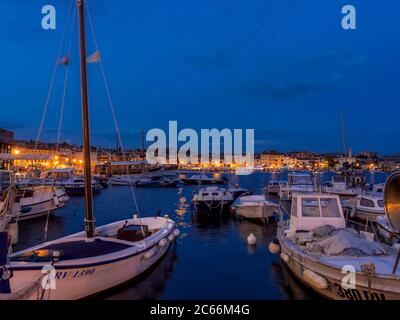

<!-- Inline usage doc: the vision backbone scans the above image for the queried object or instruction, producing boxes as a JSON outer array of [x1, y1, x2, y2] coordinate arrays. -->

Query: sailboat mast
[[77, 0, 95, 238]]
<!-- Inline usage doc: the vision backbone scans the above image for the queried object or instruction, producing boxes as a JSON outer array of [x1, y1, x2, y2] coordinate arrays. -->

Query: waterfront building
[[0, 128, 14, 169]]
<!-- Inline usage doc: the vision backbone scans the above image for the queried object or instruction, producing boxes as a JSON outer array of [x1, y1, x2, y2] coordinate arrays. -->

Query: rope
[[43, 3, 77, 243], [84, 0, 146, 240], [56, 5, 77, 150], [34, 0, 75, 151]]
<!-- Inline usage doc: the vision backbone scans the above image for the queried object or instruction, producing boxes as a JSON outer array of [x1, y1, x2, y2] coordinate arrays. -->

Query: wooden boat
[[274, 192, 400, 300]]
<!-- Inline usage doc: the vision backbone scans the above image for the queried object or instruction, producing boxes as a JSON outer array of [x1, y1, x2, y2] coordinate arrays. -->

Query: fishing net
[[292, 225, 392, 257]]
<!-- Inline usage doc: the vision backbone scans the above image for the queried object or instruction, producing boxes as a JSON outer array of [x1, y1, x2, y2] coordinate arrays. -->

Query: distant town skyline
[[1, 1, 399, 154]]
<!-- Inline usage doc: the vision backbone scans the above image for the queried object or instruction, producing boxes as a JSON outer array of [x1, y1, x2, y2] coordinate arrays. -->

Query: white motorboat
[[227, 184, 252, 199], [273, 192, 400, 300], [323, 176, 360, 198], [182, 174, 227, 185], [232, 195, 277, 222], [0, 1, 178, 300], [280, 172, 315, 200], [342, 192, 385, 222], [19, 168, 101, 196], [7, 186, 68, 221], [193, 186, 234, 216], [266, 180, 286, 195], [109, 175, 139, 186]]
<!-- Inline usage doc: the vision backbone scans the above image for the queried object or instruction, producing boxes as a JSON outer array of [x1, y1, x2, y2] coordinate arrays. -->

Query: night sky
[[1, 0, 399, 154]]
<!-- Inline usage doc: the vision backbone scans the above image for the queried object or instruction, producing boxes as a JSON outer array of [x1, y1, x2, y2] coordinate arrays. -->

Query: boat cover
[[293, 225, 392, 256]]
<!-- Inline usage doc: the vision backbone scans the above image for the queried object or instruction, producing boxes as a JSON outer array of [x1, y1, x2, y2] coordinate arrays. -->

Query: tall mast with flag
[[77, 0, 95, 238]]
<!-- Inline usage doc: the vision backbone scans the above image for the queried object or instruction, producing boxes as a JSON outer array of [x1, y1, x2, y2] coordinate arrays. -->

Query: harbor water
[[15, 171, 389, 300]]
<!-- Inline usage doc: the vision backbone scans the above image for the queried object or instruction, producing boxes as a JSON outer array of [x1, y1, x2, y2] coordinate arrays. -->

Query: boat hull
[[235, 204, 275, 221], [277, 225, 400, 300], [6, 218, 176, 300], [8, 239, 172, 300], [193, 200, 233, 216]]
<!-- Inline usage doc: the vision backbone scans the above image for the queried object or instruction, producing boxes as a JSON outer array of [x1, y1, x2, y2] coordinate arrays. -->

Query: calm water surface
[[15, 171, 388, 300]]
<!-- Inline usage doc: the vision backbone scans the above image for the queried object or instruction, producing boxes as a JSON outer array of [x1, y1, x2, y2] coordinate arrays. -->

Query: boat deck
[[11, 239, 132, 262]]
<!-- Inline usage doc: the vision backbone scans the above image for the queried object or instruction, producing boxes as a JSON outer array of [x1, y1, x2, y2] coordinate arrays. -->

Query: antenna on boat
[[77, 0, 95, 238]]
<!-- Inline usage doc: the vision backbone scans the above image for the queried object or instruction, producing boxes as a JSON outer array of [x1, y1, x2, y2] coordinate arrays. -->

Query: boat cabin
[[355, 193, 384, 212], [288, 172, 313, 186], [288, 194, 346, 235], [41, 168, 74, 180]]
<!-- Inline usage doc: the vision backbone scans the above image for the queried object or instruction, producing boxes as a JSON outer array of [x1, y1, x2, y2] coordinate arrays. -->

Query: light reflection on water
[[14, 171, 388, 299]]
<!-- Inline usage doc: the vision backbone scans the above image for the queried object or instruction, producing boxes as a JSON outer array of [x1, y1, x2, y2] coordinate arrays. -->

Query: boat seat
[[117, 224, 149, 242]]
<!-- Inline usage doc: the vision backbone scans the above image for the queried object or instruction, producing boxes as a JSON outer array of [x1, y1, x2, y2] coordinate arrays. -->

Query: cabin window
[[360, 197, 375, 208], [212, 192, 219, 196], [202, 193, 209, 196], [320, 198, 341, 217], [377, 200, 384, 208], [301, 198, 320, 217]]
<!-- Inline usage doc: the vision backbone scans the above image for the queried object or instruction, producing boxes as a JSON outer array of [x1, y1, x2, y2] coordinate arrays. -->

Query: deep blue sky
[[1, 0, 399, 154]]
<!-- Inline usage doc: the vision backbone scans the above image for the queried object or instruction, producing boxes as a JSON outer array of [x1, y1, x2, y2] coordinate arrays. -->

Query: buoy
[[173, 228, 180, 237], [168, 233, 175, 242], [268, 239, 280, 254], [280, 252, 289, 263], [247, 233, 256, 245], [7, 221, 18, 246], [303, 269, 328, 290], [158, 238, 168, 247]]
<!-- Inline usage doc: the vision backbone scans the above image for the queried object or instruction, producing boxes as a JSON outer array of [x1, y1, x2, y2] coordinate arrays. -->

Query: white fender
[[143, 248, 158, 260], [7, 222, 18, 246], [53, 196, 60, 206], [303, 269, 328, 290], [168, 233, 175, 242], [280, 252, 289, 263], [158, 238, 168, 247]]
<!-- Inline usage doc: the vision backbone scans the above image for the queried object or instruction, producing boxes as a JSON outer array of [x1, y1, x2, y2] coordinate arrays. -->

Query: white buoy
[[158, 238, 168, 247], [7, 222, 18, 246], [247, 233, 256, 245], [268, 241, 280, 254]]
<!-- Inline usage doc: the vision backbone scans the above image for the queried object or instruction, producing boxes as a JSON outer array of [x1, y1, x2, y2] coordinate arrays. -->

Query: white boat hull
[[277, 225, 400, 300], [6, 217, 176, 300], [235, 204, 275, 220]]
